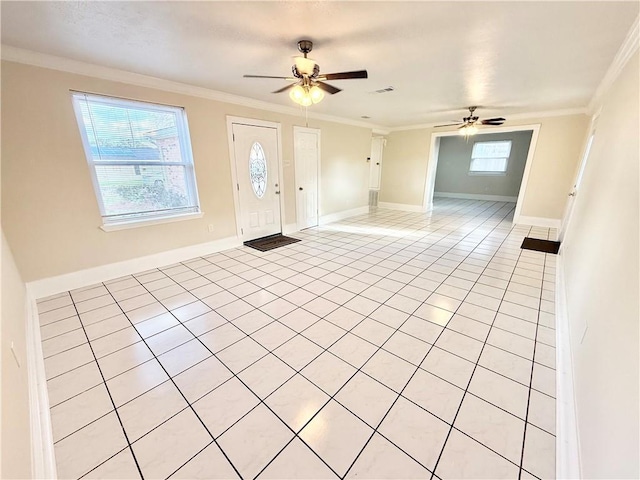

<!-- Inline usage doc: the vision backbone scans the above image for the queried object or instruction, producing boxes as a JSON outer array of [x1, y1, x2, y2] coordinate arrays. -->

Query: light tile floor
[[37, 199, 557, 479]]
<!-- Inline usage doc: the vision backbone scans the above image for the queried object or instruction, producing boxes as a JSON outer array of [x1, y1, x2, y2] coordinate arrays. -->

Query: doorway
[[227, 117, 284, 241], [422, 124, 540, 224], [294, 126, 320, 230]]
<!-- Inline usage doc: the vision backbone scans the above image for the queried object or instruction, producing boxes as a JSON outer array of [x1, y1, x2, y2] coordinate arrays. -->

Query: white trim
[[555, 256, 583, 479], [512, 127, 541, 224], [319, 206, 369, 225], [421, 125, 541, 220], [293, 126, 321, 230], [434, 192, 518, 202], [26, 235, 240, 299], [226, 117, 285, 242], [377, 202, 426, 212], [388, 108, 588, 132], [25, 293, 57, 479], [588, 16, 639, 113], [100, 211, 204, 232], [1, 45, 387, 132], [283, 223, 300, 235], [514, 215, 561, 229]]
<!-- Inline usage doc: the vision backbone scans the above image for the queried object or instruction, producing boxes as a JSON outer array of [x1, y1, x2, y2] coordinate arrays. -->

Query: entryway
[[227, 118, 284, 241], [422, 125, 540, 224]]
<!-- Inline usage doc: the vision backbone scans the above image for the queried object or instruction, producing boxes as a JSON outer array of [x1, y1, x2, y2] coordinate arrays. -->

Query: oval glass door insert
[[249, 142, 267, 198]]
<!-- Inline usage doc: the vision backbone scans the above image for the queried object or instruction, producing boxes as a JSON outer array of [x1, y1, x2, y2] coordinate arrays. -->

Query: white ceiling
[[1, 1, 637, 128]]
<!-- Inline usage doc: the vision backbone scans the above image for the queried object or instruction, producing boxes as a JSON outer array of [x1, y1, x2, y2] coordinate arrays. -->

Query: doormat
[[244, 234, 301, 252], [521, 237, 561, 254]]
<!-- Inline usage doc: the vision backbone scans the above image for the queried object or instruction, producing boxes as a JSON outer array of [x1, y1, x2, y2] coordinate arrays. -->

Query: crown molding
[[588, 15, 639, 113], [387, 107, 588, 132], [0, 45, 389, 133]]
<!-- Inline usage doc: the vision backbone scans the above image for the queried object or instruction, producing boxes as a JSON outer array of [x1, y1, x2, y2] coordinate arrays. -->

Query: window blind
[[72, 93, 200, 223]]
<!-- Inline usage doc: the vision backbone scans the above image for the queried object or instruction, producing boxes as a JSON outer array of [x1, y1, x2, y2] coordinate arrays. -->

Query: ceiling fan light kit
[[244, 39, 368, 108], [289, 83, 325, 106]]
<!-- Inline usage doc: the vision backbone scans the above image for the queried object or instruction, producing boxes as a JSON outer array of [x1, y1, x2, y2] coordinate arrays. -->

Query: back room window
[[71, 92, 200, 225], [469, 140, 512, 175]]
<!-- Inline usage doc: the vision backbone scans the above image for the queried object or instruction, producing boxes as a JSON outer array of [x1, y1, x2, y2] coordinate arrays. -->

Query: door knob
[[299, 187, 304, 191], [568, 192, 576, 197], [275, 191, 280, 195]]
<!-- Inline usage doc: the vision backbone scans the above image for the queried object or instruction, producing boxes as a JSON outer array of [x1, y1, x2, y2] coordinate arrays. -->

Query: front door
[[294, 126, 319, 229], [231, 123, 281, 241]]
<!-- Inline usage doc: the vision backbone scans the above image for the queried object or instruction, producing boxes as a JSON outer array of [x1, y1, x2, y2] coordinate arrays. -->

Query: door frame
[[226, 116, 285, 241], [558, 111, 600, 242], [293, 126, 321, 231], [422, 124, 541, 224]]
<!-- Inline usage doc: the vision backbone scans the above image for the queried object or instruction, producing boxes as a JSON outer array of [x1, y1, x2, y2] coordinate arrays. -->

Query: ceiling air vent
[[370, 86, 395, 94]]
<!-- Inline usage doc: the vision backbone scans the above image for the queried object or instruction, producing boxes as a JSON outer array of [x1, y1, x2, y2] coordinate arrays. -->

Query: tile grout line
[[66, 292, 146, 479], [341, 205, 529, 479], [104, 284, 248, 480], [518, 238, 552, 479], [427, 224, 536, 479]]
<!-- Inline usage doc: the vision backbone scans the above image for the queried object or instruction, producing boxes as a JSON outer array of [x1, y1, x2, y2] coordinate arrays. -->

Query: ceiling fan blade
[[435, 123, 464, 128], [315, 81, 342, 94], [322, 70, 368, 80], [244, 75, 293, 80], [481, 117, 506, 125], [272, 84, 296, 94]]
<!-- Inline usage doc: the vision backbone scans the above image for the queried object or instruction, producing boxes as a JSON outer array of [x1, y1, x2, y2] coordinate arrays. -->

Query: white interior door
[[232, 123, 281, 241], [294, 127, 319, 229], [559, 117, 597, 241], [369, 137, 384, 190]]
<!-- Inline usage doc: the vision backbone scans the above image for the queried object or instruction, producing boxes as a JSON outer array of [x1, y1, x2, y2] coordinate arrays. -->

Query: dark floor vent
[[521, 237, 561, 254]]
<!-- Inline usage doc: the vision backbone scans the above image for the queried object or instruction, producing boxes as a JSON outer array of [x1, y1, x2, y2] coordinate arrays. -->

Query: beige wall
[[380, 114, 588, 219], [379, 129, 430, 205], [1, 61, 371, 282], [435, 130, 533, 197], [561, 52, 639, 478], [1, 232, 32, 479]]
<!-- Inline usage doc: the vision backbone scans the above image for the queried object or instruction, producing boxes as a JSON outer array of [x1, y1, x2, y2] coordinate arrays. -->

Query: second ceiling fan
[[436, 106, 506, 135], [243, 40, 368, 106]]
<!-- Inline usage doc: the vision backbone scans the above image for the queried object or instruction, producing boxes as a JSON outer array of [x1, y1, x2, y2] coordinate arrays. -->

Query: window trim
[[468, 140, 512, 176], [71, 91, 201, 230]]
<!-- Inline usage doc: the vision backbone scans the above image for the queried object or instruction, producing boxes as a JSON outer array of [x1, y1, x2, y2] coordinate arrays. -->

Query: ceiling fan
[[243, 40, 368, 106], [435, 106, 506, 135]]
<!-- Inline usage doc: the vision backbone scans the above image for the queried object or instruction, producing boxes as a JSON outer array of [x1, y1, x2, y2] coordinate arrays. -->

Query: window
[[249, 142, 267, 198], [469, 140, 512, 175], [72, 92, 200, 227]]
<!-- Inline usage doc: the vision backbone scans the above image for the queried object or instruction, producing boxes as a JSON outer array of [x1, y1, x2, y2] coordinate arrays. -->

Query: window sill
[[100, 211, 204, 232], [468, 172, 507, 176]]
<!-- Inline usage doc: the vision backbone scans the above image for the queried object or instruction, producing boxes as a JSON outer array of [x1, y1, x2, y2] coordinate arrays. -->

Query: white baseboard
[[555, 256, 582, 479], [319, 206, 369, 225], [27, 235, 241, 299], [377, 202, 426, 212], [282, 223, 300, 235], [434, 192, 518, 202], [25, 294, 57, 479], [515, 215, 562, 229]]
